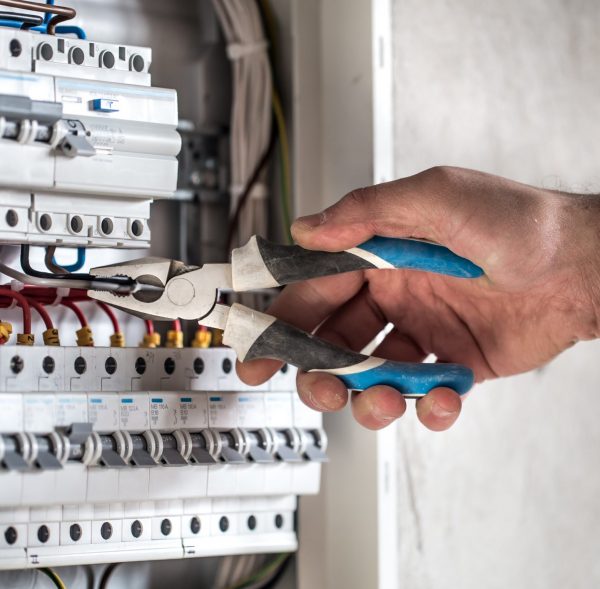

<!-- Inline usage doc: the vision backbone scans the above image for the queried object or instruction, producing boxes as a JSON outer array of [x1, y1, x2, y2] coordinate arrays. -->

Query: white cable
[[211, 0, 273, 250]]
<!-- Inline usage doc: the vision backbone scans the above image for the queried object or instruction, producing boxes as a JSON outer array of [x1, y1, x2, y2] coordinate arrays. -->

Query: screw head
[[219, 516, 229, 533], [131, 520, 143, 538], [42, 356, 55, 375], [164, 358, 176, 375], [105, 357, 117, 375], [37, 525, 50, 544], [275, 514, 284, 529], [4, 527, 17, 545], [135, 357, 147, 375], [100, 522, 112, 540], [39, 43, 53, 61], [193, 358, 204, 375], [10, 356, 23, 375], [9, 39, 21, 57], [160, 519, 172, 536], [74, 356, 87, 375], [190, 517, 201, 535], [70, 47, 85, 65], [247, 515, 257, 531], [69, 523, 82, 542], [5, 209, 18, 227], [222, 358, 232, 374]]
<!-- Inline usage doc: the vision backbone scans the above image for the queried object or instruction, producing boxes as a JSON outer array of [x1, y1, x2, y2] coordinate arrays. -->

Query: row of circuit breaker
[[0, 496, 298, 568], [0, 347, 325, 504], [0, 347, 323, 567], [0, 28, 180, 248]]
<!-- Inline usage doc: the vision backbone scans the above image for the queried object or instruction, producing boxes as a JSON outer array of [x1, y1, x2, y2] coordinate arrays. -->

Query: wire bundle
[[211, 0, 273, 248]]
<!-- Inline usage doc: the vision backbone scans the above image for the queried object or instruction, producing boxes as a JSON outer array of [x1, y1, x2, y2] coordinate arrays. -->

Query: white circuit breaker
[[0, 27, 181, 248], [0, 346, 326, 569]]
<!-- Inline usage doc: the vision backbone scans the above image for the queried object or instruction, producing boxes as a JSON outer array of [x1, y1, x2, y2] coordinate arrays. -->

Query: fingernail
[[293, 212, 326, 230], [371, 406, 396, 424], [430, 401, 457, 419], [307, 389, 327, 411]]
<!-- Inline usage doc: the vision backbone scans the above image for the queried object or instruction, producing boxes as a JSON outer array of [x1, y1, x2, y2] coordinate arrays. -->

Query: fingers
[[351, 386, 407, 430], [296, 371, 349, 413], [236, 272, 365, 386], [291, 169, 452, 252], [415, 387, 462, 431]]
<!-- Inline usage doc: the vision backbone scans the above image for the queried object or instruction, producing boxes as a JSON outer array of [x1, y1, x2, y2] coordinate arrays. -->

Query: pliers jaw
[[88, 258, 232, 322]]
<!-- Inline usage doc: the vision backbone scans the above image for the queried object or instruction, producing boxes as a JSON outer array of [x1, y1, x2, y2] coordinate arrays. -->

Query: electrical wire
[[211, 0, 273, 250], [45, 246, 66, 274], [272, 90, 293, 243], [0, 288, 32, 333], [145, 320, 155, 334], [27, 297, 53, 330], [40, 567, 67, 589], [258, 0, 293, 243], [97, 302, 120, 334], [227, 130, 277, 250], [10, 246, 154, 294], [227, 554, 291, 589], [0, 0, 75, 34], [61, 300, 87, 328], [98, 563, 118, 589], [46, 246, 86, 274]]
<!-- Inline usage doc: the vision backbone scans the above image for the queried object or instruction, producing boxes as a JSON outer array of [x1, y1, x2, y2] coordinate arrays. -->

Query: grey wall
[[391, 1, 600, 587]]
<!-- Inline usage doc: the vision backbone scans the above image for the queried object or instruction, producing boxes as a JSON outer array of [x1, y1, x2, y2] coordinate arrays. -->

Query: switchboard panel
[[0, 28, 180, 248]]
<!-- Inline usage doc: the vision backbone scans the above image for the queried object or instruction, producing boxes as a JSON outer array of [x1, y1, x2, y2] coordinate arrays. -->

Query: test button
[[90, 99, 120, 113]]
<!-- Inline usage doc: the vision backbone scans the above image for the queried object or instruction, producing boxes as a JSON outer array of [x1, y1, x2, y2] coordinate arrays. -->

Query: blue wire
[[44, 0, 54, 25], [55, 25, 86, 39], [51, 247, 87, 272]]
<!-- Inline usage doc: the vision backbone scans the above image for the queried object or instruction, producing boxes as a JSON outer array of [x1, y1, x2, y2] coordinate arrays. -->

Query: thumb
[[291, 168, 464, 253]]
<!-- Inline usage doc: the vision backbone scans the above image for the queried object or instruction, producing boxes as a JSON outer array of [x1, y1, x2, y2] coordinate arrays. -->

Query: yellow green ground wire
[[41, 567, 67, 589], [259, 0, 294, 244], [272, 90, 293, 244], [228, 553, 292, 589]]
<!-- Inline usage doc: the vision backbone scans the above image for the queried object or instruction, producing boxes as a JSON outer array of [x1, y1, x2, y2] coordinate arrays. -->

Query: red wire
[[96, 302, 120, 333], [0, 289, 32, 333], [26, 298, 53, 330], [61, 300, 88, 328], [172, 319, 182, 332], [145, 320, 155, 334]]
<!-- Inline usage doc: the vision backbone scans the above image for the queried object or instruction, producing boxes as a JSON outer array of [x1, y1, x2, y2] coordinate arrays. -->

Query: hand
[[237, 166, 600, 431]]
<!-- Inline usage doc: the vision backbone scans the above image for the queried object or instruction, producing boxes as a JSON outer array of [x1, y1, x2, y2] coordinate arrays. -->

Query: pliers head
[[88, 257, 232, 322]]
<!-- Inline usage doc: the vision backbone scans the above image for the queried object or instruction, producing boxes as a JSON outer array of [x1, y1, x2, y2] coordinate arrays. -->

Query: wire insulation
[[0, 288, 32, 333], [40, 567, 67, 589]]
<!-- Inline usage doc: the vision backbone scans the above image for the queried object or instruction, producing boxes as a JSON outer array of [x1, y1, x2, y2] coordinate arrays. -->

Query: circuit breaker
[[0, 346, 325, 569], [0, 28, 180, 248]]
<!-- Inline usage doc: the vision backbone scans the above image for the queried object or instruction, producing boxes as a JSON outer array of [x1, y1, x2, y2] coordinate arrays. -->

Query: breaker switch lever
[[33, 435, 63, 470], [189, 433, 217, 465], [129, 434, 158, 467], [246, 430, 275, 464], [160, 435, 188, 467], [0, 435, 30, 471], [99, 435, 127, 468]]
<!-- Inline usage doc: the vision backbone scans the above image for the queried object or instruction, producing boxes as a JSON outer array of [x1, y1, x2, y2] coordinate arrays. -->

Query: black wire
[[226, 130, 277, 250], [98, 563, 119, 589], [20, 245, 136, 289], [261, 554, 292, 589]]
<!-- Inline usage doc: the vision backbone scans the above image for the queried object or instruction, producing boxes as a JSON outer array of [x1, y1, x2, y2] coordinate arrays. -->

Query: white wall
[[390, 1, 600, 587]]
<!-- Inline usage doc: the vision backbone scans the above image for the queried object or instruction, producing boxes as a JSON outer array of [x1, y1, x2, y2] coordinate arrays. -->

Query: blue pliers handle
[[229, 236, 483, 398]]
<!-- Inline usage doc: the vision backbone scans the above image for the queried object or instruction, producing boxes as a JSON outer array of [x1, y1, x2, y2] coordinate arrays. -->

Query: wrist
[[555, 191, 600, 341]]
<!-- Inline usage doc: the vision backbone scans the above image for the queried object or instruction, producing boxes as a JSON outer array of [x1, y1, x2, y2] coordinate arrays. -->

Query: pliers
[[89, 236, 484, 398]]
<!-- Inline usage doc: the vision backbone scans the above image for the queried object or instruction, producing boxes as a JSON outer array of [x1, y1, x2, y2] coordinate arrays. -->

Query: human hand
[[237, 167, 600, 431]]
